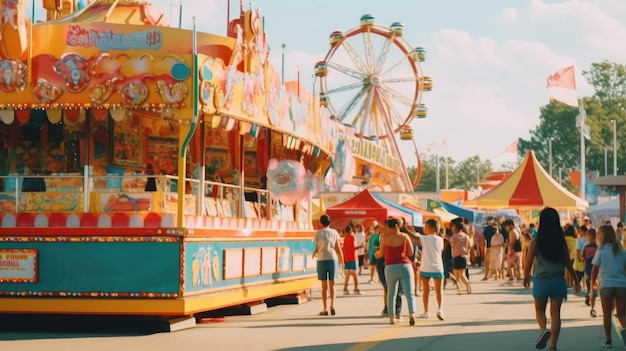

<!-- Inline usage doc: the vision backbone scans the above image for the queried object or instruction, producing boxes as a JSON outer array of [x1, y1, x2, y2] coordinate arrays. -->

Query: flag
[[502, 140, 518, 155], [546, 65, 578, 107], [423, 142, 437, 154], [440, 139, 447, 148]]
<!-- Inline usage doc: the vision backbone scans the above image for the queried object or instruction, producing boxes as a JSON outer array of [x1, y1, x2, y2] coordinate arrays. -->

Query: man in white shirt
[[354, 223, 367, 275]]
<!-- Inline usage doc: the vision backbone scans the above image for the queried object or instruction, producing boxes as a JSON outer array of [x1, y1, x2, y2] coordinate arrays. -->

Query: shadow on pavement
[[0, 314, 170, 340]]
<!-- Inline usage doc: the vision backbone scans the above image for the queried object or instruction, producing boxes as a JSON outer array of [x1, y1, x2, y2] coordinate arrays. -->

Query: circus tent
[[467, 150, 588, 211]]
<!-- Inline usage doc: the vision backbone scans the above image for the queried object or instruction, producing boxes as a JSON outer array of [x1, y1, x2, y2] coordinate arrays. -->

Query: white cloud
[[500, 8, 519, 24]]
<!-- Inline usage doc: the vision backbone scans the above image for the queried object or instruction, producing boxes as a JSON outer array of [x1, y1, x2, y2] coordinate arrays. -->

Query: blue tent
[[371, 192, 423, 226], [426, 199, 485, 223]]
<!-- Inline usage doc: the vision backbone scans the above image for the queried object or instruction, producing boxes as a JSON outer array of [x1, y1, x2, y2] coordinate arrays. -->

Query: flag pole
[[435, 152, 440, 199], [578, 98, 586, 201], [445, 139, 449, 190]]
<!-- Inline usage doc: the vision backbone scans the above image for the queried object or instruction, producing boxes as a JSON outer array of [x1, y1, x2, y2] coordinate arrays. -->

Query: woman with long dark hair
[[590, 224, 626, 348], [523, 208, 580, 350]]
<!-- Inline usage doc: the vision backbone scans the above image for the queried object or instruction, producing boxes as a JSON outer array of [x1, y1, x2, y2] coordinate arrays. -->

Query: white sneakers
[[437, 310, 445, 321], [418, 312, 430, 319]]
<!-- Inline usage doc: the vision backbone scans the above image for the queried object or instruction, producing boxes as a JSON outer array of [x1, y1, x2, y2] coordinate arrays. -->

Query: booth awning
[[325, 189, 418, 227]]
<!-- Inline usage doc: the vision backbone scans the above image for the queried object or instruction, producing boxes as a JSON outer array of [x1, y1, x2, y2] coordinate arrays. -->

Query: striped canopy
[[469, 150, 588, 211]]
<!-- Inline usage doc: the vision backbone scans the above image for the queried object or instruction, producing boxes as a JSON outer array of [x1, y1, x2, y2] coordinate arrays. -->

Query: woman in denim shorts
[[590, 224, 626, 348], [523, 208, 580, 350]]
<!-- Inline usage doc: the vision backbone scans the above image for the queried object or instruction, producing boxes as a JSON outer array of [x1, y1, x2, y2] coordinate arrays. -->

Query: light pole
[[548, 137, 553, 177], [612, 119, 617, 176], [605, 147, 608, 176], [281, 43, 286, 84]]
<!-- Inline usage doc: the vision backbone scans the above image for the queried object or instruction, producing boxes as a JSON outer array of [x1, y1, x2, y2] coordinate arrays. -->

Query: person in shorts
[[312, 215, 344, 316], [591, 224, 626, 348]]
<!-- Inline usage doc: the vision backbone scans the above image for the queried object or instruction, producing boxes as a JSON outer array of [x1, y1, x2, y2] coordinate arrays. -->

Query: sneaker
[[418, 312, 430, 319], [395, 314, 403, 322], [585, 296, 590, 306], [409, 315, 416, 326], [354, 290, 364, 295], [467, 284, 472, 294], [368, 280, 375, 284], [602, 341, 612, 348], [343, 290, 350, 295], [536, 330, 551, 349], [381, 307, 388, 317], [590, 309, 597, 318], [436, 310, 445, 321]]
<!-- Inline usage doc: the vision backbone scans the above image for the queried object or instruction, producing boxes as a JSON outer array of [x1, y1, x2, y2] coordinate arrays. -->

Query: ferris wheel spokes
[[358, 87, 377, 135], [375, 34, 394, 75], [380, 48, 416, 76], [334, 86, 369, 123], [362, 28, 377, 71], [326, 81, 367, 95], [379, 91, 409, 128], [340, 39, 371, 75], [378, 84, 417, 108], [325, 61, 364, 81]]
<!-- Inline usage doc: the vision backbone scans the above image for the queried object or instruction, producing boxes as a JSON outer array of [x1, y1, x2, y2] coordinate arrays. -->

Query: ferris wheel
[[315, 14, 431, 140]]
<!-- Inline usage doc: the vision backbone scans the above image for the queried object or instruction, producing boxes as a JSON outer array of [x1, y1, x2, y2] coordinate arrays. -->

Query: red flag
[[569, 171, 580, 186], [546, 65, 576, 90], [546, 65, 578, 107]]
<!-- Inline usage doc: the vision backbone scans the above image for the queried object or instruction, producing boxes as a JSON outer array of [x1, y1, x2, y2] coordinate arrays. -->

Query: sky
[[31, 0, 626, 169]]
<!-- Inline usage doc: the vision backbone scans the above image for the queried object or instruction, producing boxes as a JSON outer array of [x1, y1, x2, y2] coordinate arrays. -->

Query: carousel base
[[0, 277, 316, 321]]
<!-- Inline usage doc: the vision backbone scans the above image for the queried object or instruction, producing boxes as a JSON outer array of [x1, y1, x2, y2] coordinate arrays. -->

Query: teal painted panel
[[0, 240, 181, 295], [183, 240, 316, 294]]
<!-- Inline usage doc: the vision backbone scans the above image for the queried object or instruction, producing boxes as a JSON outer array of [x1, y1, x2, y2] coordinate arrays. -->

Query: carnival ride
[[0, 0, 339, 327], [315, 14, 431, 191]]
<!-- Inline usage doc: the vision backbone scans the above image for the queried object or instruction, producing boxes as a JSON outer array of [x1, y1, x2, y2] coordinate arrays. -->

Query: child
[[342, 225, 363, 295], [582, 228, 598, 317]]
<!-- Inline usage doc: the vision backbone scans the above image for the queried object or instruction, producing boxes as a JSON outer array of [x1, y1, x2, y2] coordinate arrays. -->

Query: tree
[[583, 62, 626, 176], [451, 155, 493, 191]]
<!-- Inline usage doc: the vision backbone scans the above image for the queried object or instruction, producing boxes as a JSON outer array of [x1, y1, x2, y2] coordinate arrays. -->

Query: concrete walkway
[[1, 267, 624, 351]]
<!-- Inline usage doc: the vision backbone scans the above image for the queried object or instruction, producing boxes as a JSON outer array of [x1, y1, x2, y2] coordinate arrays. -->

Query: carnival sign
[[0, 249, 38, 283]]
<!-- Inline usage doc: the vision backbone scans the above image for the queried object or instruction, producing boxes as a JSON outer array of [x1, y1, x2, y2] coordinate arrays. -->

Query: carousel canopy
[[469, 150, 588, 211]]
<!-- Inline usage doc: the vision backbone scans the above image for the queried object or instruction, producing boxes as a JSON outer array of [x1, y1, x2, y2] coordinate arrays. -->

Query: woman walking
[[590, 224, 626, 348], [523, 207, 580, 350], [377, 217, 416, 325]]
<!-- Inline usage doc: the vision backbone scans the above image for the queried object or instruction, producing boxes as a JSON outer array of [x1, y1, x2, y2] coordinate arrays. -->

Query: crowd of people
[[312, 210, 626, 350]]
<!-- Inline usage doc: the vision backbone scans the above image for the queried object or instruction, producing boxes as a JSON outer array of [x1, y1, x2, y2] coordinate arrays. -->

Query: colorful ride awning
[[469, 150, 588, 211]]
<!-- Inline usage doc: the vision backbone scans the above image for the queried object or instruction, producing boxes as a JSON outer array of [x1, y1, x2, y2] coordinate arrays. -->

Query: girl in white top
[[412, 218, 445, 321]]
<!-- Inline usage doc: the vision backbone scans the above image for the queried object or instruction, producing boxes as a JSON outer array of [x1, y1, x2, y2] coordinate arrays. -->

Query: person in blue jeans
[[378, 217, 416, 326]]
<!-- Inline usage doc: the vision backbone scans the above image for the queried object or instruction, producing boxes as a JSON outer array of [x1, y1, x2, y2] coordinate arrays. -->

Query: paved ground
[[1, 267, 625, 351]]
